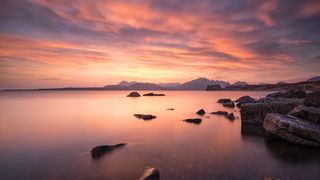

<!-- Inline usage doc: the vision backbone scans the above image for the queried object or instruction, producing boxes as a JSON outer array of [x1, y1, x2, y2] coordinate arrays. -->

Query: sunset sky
[[1, 0, 320, 88]]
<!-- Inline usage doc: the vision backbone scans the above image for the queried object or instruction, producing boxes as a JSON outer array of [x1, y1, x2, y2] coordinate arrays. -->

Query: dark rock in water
[[184, 118, 202, 124], [167, 108, 174, 110], [196, 109, 206, 115], [304, 91, 320, 107], [240, 97, 302, 126], [217, 98, 232, 103], [235, 96, 255, 107], [91, 143, 126, 159], [266, 90, 306, 99], [127, 92, 141, 97], [288, 105, 320, 124], [223, 101, 235, 108], [227, 113, 236, 120], [143, 93, 165, 96], [263, 113, 320, 146], [139, 167, 160, 180], [134, 114, 157, 120], [211, 111, 228, 117]]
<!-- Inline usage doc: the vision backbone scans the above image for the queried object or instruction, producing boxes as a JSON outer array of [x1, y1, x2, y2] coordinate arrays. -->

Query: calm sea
[[0, 91, 319, 179]]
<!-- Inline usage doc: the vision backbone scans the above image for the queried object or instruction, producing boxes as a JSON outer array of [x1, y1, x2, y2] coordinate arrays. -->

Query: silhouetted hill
[[176, 78, 230, 90], [306, 76, 320, 82]]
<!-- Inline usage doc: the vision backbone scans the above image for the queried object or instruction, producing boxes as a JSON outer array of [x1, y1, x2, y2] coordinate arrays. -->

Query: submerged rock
[[196, 109, 206, 115], [127, 92, 141, 97], [223, 101, 235, 108], [143, 93, 165, 96], [289, 105, 320, 124], [240, 97, 302, 126], [266, 90, 306, 99], [211, 111, 228, 117], [263, 113, 320, 146], [91, 143, 126, 159], [227, 113, 236, 120], [184, 118, 202, 124], [166, 108, 174, 110], [217, 98, 232, 103], [139, 167, 160, 180], [134, 114, 157, 120], [235, 96, 255, 107], [304, 91, 320, 107]]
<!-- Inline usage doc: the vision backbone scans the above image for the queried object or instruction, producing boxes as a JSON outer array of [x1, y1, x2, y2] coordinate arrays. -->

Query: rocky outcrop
[[240, 97, 302, 125], [223, 101, 235, 108], [217, 98, 232, 103], [266, 90, 306, 99], [235, 96, 255, 107], [139, 167, 160, 180], [288, 105, 320, 124], [134, 114, 157, 120], [91, 143, 126, 159], [304, 91, 320, 107], [127, 92, 141, 97], [196, 109, 206, 115], [184, 118, 202, 124], [263, 113, 320, 146], [143, 93, 165, 96]]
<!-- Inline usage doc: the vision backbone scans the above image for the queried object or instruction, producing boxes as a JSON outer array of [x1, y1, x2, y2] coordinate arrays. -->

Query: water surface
[[0, 91, 319, 179]]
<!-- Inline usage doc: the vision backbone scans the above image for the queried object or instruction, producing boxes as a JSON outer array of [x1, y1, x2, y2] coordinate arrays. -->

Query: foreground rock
[[266, 90, 306, 99], [289, 105, 320, 124], [134, 114, 157, 120], [223, 101, 235, 108], [241, 97, 302, 125], [304, 91, 320, 107], [127, 92, 141, 97], [235, 96, 255, 107], [143, 93, 165, 96], [184, 118, 202, 124], [217, 98, 232, 103], [263, 113, 320, 146], [196, 109, 206, 115], [211, 111, 228, 117], [139, 167, 160, 180], [91, 143, 126, 159]]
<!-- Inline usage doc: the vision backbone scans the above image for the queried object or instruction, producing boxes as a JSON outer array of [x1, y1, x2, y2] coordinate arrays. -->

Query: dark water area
[[0, 91, 319, 179]]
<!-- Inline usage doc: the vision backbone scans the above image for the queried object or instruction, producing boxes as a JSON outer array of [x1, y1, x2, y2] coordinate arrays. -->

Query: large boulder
[[127, 92, 141, 97], [235, 96, 255, 107], [263, 113, 320, 146], [91, 143, 126, 159], [288, 105, 320, 124], [266, 90, 306, 99], [139, 167, 160, 180], [304, 91, 320, 107], [240, 97, 302, 126]]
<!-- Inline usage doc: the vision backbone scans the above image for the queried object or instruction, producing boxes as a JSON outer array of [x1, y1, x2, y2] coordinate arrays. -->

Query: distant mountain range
[[3, 76, 320, 91]]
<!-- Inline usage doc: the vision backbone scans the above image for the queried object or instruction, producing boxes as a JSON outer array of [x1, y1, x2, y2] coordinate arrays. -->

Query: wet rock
[[166, 108, 174, 110], [211, 111, 228, 117], [304, 91, 320, 107], [134, 114, 157, 120], [91, 143, 126, 159], [184, 118, 202, 124], [223, 101, 235, 108], [267, 90, 306, 99], [240, 97, 302, 126], [143, 93, 165, 96], [227, 113, 236, 120], [235, 96, 255, 107], [139, 167, 160, 180], [196, 109, 206, 115], [127, 92, 141, 97], [217, 98, 232, 103], [289, 105, 320, 124], [263, 113, 320, 146]]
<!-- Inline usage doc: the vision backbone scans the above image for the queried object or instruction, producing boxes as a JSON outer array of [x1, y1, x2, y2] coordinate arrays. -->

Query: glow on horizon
[[0, 0, 320, 88]]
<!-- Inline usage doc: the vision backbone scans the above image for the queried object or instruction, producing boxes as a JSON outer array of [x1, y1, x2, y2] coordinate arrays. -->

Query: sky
[[0, 0, 320, 89]]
